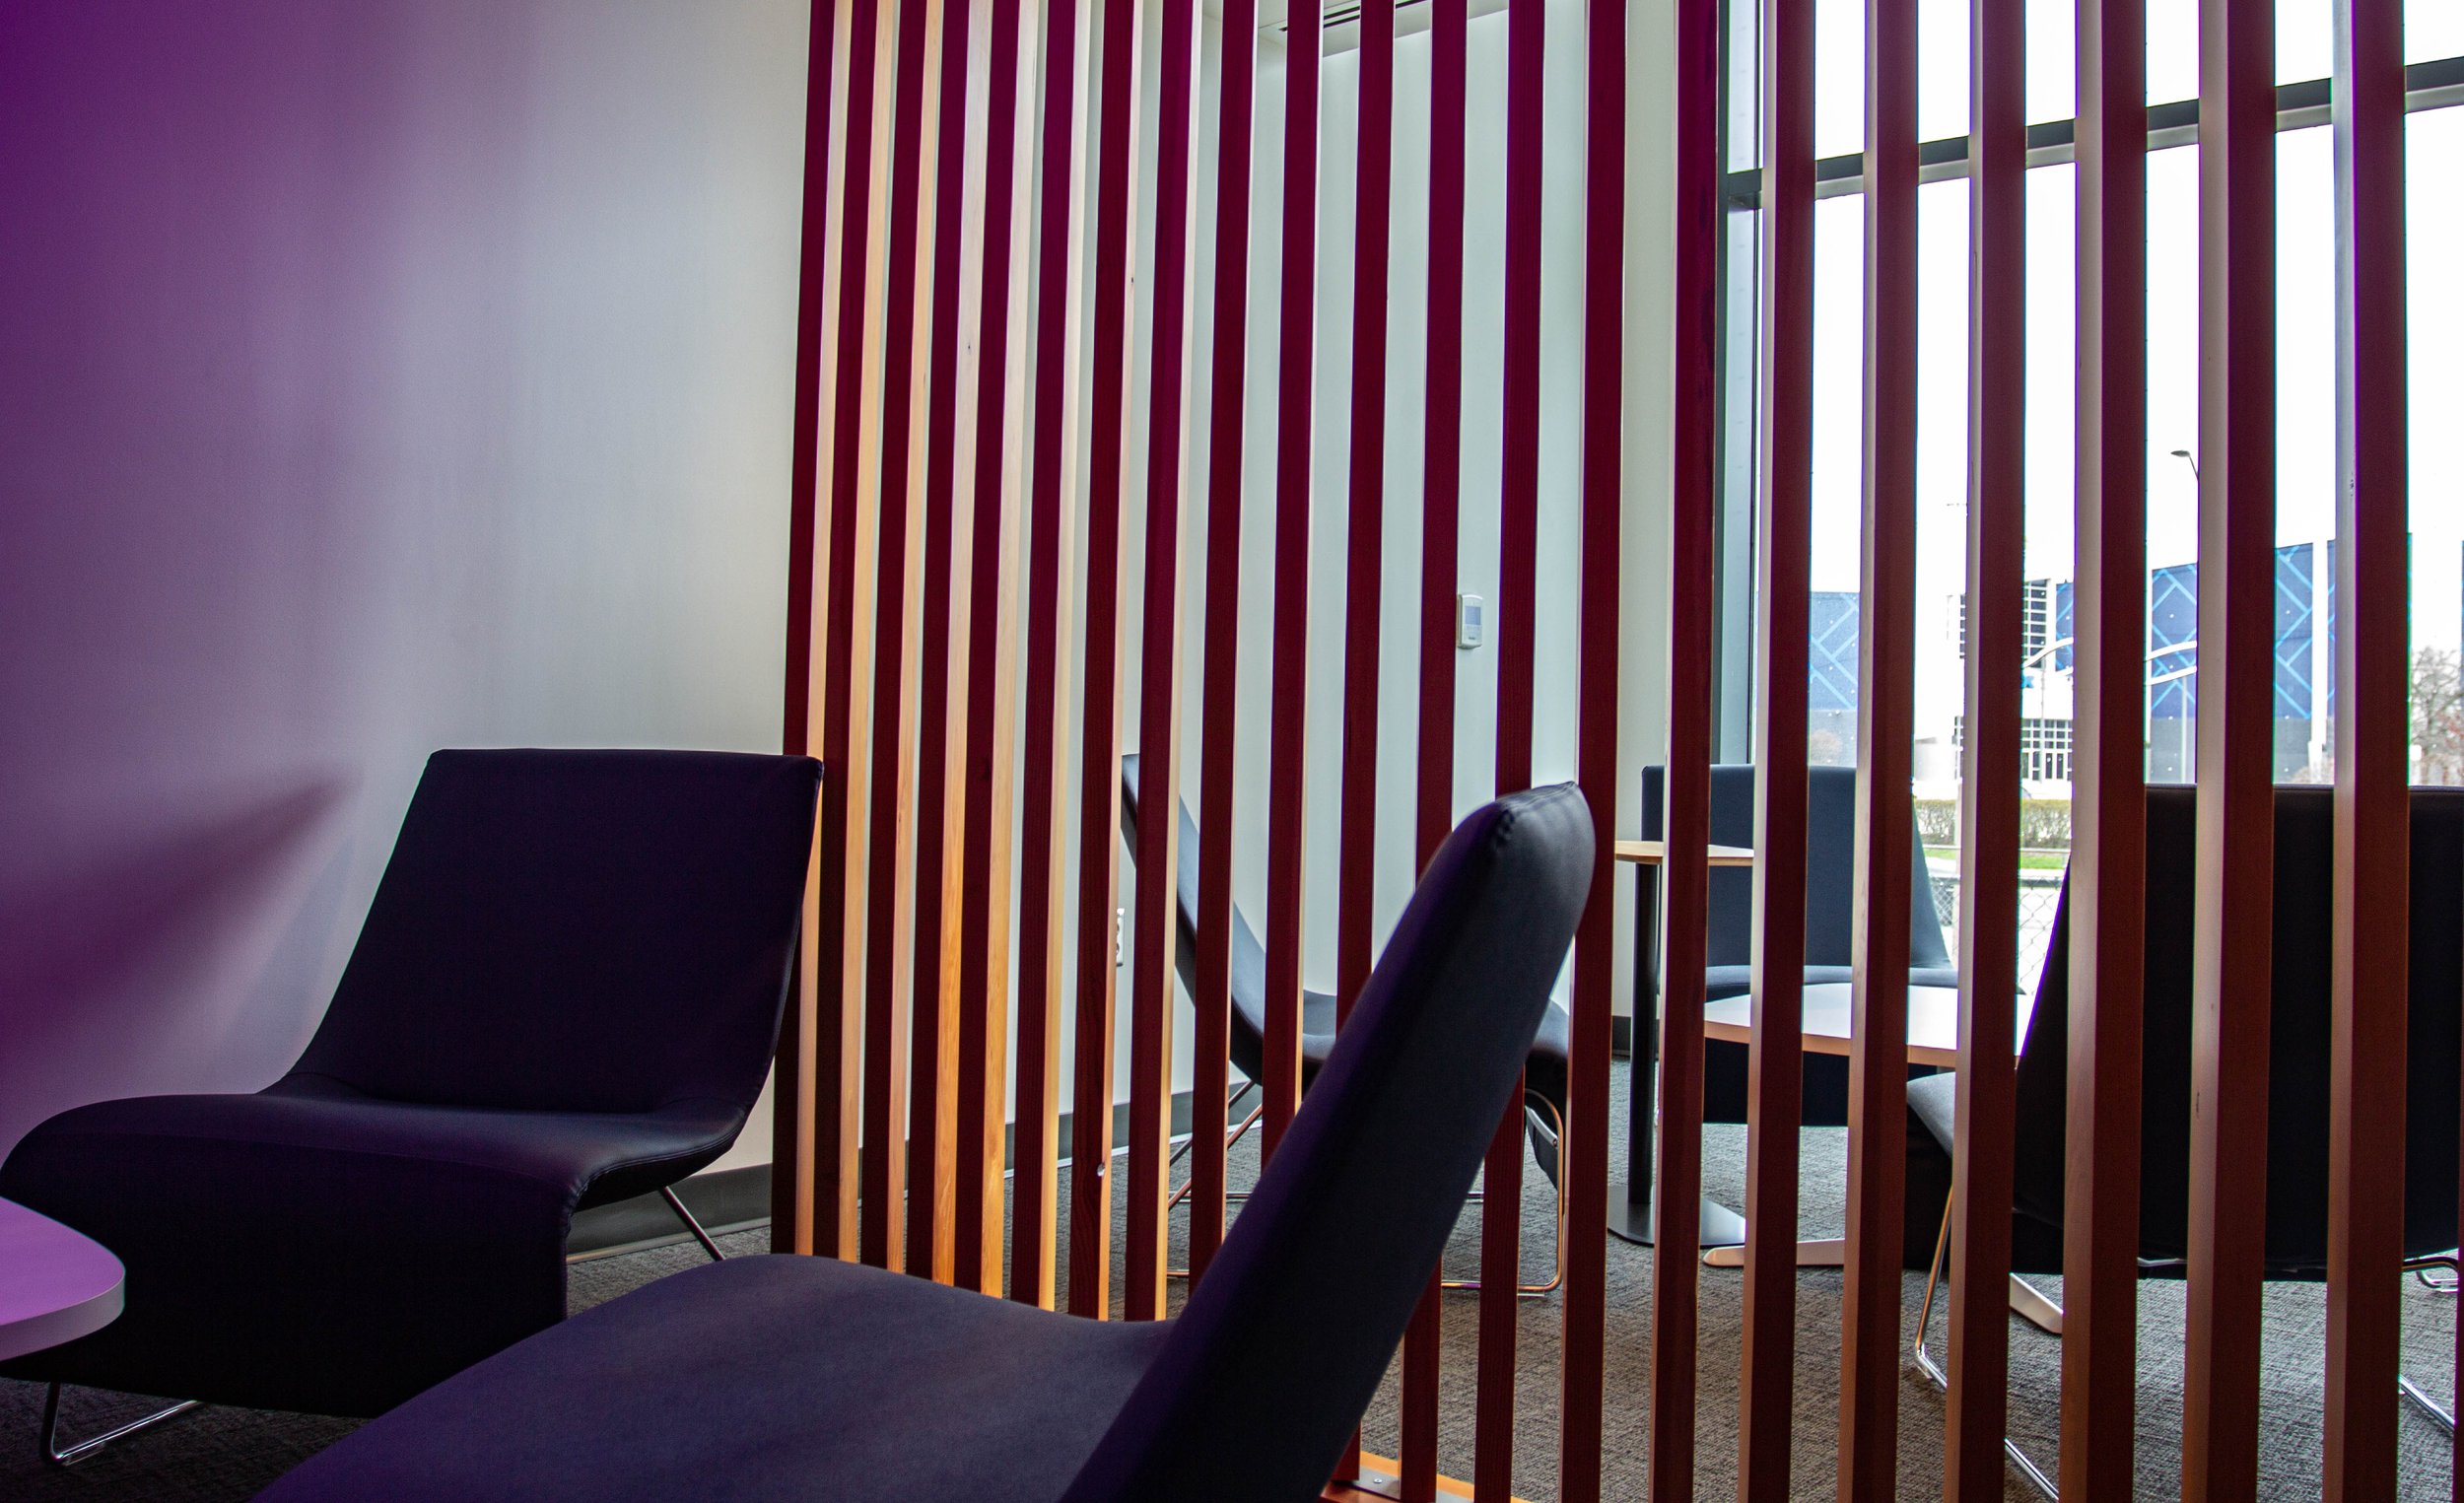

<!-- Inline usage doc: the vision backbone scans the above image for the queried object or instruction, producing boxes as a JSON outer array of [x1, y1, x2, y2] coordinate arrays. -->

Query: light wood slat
[[1010, 0, 1092, 1310], [1558, 0, 1623, 1496], [856, 0, 941, 1275], [776, 0, 845, 1259], [953, 0, 1032, 1299], [2066, 0, 2150, 1487], [1838, 0, 1917, 1486], [1123, 0, 1201, 1327], [2324, 0, 2410, 1492], [1190, 0, 1260, 1286], [2180, 0, 2278, 1488], [908, 0, 988, 1288], [1646, 0, 1720, 1487], [1943, 0, 2023, 1481], [1065, 0, 1144, 1321], [1738, 0, 1815, 1492], [815, 0, 898, 1263], [1262, 0, 1321, 1163]]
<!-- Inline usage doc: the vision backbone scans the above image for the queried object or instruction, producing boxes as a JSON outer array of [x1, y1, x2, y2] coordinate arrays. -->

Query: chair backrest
[[2009, 785, 2464, 1273], [1641, 763, 1953, 972], [1060, 785, 1593, 1503], [1119, 753, 1274, 1054], [289, 749, 822, 1117]]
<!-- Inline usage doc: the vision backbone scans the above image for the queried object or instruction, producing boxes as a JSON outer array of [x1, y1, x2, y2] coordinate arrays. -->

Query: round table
[[0, 1196, 123, 1362], [1701, 982, 2035, 1068]]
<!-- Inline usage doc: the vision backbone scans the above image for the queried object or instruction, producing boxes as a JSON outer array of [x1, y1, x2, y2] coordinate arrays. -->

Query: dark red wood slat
[[1943, 0, 2023, 1484], [954, 0, 1030, 1301], [2180, 0, 2277, 1489], [1124, 0, 1202, 1326], [1558, 0, 1623, 1497], [1738, 0, 1814, 1492], [775, 0, 842, 1259], [1261, 0, 1320, 1162], [2324, 0, 2409, 1492], [904, 0, 978, 1287], [815, 0, 892, 1263], [1011, 0, 1088, 1310], [1838, 0, 1917, 1487], [1067, 0, 1144, 1320], [2065, 0, 2149, 1487], [856, 0, 939, 1275], [1647, 0, 1720, 1488], [1190, 0, 1259, 1285], [1474, 0, 1543, 1489]]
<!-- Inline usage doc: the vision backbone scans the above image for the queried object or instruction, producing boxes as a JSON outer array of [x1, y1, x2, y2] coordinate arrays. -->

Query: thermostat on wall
[[1457, 593, 1484, 650]]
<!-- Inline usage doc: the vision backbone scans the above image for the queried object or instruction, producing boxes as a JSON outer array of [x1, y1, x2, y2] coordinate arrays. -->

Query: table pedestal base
[[1604, 1192, 1748, 1248]]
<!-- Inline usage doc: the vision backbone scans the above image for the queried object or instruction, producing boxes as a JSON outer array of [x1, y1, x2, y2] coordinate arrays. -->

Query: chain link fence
[[1928, 857, 2068, 993]]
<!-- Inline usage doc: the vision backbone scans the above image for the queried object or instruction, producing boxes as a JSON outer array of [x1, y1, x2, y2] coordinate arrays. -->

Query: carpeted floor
[[4, 1058, 2455, 1499]]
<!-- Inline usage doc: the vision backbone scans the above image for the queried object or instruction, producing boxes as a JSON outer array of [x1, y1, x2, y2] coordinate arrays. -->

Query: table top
[[1613, 840, 1756, 867], [1700, 983, 2034, 1069], [0, 1196, 123, 1363]]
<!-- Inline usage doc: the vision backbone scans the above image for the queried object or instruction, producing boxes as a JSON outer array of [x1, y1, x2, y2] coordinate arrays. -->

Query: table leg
[[1608, 859, 1748, 1248]]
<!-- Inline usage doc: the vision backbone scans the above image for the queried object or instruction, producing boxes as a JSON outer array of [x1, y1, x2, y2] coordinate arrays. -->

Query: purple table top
[[0, 1196, 123, 1362]]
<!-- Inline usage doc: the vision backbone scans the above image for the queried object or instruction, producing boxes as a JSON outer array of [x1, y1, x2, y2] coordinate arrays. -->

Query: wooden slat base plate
[[1325, 1452, 1533, 1503]]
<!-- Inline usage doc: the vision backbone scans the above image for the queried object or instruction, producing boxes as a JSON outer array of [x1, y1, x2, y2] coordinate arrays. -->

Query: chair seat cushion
[[0, 1085, 743, 1414], [1907, 1071, 1957, 1152], [258, 1255, 1173, 1503]]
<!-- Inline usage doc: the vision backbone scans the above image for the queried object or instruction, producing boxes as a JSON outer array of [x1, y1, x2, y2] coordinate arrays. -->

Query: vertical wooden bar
[[2180, 0, 2276, 1489], [776, 0, 842, 1258], [1837, 0, 1916, 1489], [1943, 0, 2022, 1484], [954, 0, 1031, 1299], [815, 0, 895, 1263], [1647, 0, 1720, 1487], [1559, 1, 1623, 1498], [1739, 0, 1814, 1490], [2065, 0, 2148, 1485], [1262, 0, 1320, 1162], [1476, 0, 1542, 1487], [856, 0, 940, 1274], [2325, 0, 2409, 1491], [904, 0, 978, 1286], [1191, 0, 1259, 1284], [1012, 0, 1091, 1310], [1124, 0, 1202, 1326], [1066, 0, 1144, 1320]]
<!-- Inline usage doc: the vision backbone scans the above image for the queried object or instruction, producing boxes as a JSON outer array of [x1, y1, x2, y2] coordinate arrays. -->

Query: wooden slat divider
[[1943, 0, 2022, 1484], [1558, 0, 1623, 1495], [1738, 0, 1814, 1492], [1011, 0, 1092, 1310], [1837, 0, 1916, 1486], [2180, 0, 2277, 1488], [1262, 0, 1320, 1162], [2324, 0, 2410, 1492], [1190, 0, 1260, 1285], [901, 0, 978, 1285], [856, 0, 940, 1275], [1066, 0, 1145, 1320], [815, 0, 896, 1263], [953, 0, 1032, 1299], [1646, 0, 1721, 1488], [776, 0, 845, 1259], [1124, 0, 1202, 1326], [2065, 0, 2149, 1487]]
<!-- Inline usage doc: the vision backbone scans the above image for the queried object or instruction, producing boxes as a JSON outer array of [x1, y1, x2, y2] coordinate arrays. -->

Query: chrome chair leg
[[660, 1185, 725, 1262], [1910, 1200, 2057, 1499], [2400, 1375, 2456, 1434], [39, 1383, 199, 1468]]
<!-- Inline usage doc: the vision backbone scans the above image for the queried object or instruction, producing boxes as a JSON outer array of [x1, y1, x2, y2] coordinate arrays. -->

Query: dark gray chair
[[252, 785, 1596, 1503], [1642, 763, 1958, 1126], [1905, 786, 2464, 1492], [1, 750, 820, 1436]]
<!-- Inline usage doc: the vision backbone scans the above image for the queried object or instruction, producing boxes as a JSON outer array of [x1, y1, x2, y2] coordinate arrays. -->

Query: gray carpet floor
[[4, 1058, 2455, 1499]]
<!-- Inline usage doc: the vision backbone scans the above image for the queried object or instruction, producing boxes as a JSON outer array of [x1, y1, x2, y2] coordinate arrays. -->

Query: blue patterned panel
[[2149, 563, 2199, 720], [2054, 581, 2074, 672], [2276, 543, 2314, 720], [1810, 591, 1860, 712]]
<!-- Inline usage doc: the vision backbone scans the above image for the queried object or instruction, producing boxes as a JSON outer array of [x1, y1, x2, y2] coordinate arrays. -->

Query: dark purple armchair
[[0, 750, 820, 1423], [253, 783, 1594, 1503]]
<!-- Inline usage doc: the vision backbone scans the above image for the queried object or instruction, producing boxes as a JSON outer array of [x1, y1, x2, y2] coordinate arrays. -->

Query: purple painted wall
[[0, 1, 808, 1159]]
